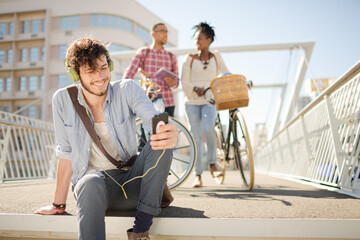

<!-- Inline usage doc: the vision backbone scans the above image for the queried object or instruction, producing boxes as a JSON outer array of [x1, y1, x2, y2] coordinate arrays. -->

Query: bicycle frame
[[216, 109, 252, 186], [216, 109, 238, 163]]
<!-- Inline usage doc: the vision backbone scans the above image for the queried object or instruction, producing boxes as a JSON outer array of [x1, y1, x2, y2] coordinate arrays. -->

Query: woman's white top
[[181, 50, 229, 105]]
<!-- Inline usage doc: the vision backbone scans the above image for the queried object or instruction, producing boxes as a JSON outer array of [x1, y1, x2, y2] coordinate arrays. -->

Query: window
[[42, 19, 46, 32], [28, 106, 37, 119], [39, 105, 42, 119], [5, 77, 11, 91], [29, 76, 38, 91], [0, 78, 3, 92], [91, 15, 132, 32], [58, 74, 72, 88], [136, 25, 151, 44], [22, 21, 29, 33], [20, 48, 28, 62], [100, 15, 108, 26], [91, 15, 99, 27], [110, 16, 118, 28], [17, 106, 25, 116], [30, 48, 39, 62], [91, 14, 109, 27], [7, 49, 13, 63], [61, 16, 80, 30], [120, 18, 132, 32], [59, 45, 67, 59], [32, 20, 41, 33], [108, 44, 132, 52], [0, 50, 4, 64], [40, 75, 44, 90], [41, 47, 45, 60], [9, 22, 14, 35], [0, 23, 6, 36], [19, 76, 27, 91]]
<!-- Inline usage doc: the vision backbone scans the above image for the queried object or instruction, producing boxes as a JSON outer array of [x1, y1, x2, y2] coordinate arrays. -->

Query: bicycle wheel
[[233, 110, 254, 191], [136, 117, 197, 190], [214, 121, 226, 184]]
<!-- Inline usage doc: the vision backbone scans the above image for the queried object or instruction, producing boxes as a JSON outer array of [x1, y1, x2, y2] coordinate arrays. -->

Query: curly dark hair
[[66, 36, 111, 75], [192, 22, 215, 43]]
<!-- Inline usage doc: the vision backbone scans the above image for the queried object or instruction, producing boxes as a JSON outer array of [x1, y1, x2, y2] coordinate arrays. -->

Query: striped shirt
[[123, 47, 179, 107]]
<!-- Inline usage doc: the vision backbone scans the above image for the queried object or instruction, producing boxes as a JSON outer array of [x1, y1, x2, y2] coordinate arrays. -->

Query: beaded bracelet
[[52, 203, 66, 210], [51, 205, 65, 213]]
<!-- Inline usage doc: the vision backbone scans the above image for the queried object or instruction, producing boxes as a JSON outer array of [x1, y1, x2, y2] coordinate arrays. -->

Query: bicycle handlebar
[[247, 80, 253, 90], [138, 69, 150, 79], [138, 68, 162, 100]]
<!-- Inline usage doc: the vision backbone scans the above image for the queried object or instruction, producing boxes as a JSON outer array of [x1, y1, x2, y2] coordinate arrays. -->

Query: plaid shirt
[[123, 47, 179, 107]]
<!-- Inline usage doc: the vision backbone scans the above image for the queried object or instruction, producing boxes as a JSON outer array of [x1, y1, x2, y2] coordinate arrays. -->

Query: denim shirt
[[52, 79, 158, 185]]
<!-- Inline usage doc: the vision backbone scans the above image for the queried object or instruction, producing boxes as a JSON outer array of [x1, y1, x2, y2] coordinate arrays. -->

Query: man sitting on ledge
[[35, 36, 178, 240]]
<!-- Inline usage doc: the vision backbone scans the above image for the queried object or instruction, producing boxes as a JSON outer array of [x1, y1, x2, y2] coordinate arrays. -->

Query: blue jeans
[[73, 142, 173, 240], [185, 104, 217, 175]]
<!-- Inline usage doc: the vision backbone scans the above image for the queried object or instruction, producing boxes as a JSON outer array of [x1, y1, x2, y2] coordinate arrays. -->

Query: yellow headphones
[[65, 51, 114, 82]]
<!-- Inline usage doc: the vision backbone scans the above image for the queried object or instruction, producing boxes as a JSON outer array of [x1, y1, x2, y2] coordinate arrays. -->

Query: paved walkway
[[1, 171, 359, 219], [1, 171, 360, 239]]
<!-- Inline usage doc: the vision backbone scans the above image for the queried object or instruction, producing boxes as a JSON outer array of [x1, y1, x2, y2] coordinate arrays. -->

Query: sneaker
[[127, 228, 150, 240], [209, 163, 224, 178], [192, 175, 202, 188]]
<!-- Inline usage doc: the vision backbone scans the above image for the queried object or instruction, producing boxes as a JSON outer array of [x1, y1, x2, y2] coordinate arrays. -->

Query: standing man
[[35, 36, 178, 240], [123, 23, 179, 117]]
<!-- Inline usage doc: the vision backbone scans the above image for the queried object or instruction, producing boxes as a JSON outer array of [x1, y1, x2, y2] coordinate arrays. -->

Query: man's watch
[[194, 87, 198, 93]]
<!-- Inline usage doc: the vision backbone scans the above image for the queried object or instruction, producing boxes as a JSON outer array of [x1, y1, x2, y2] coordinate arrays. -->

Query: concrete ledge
[[1, 214, 360, 239]]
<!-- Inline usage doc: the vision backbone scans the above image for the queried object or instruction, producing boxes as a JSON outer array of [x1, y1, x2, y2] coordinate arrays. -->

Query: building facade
[[0, 0, 178, 121]]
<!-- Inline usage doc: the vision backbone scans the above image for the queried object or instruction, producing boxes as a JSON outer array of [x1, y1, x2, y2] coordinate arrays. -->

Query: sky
[[136, 0, 360, 133]]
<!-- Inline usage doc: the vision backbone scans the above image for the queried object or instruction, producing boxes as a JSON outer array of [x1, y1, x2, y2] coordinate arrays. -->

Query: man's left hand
[[164, 77, 177, 88], [150, 122, 178, 150]]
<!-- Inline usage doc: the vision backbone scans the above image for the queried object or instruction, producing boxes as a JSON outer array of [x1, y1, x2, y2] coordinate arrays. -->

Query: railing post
[[267, 143, 274, 172], [0, 125, 12, 183], [285, 128, 296, 173], [300, 116, 313, 175], [276, 137, 284, 173], [324, 95, 344, 182], [46, 145, 57, 179]]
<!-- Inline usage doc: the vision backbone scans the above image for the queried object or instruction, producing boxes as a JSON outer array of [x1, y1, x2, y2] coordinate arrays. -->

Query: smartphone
[[152, 112, 169, 134]]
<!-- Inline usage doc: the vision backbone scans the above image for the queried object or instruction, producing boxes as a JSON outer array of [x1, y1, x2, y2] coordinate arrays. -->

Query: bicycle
[[135, 69, 197, 190], [204, 74, 255, 191]]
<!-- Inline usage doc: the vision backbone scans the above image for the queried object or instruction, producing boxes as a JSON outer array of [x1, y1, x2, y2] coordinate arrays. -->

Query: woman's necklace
[[199, 52, 211, 70]]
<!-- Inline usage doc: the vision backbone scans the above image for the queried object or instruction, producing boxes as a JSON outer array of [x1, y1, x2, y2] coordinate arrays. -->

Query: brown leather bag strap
[[141, 48, 151, 71], [168, 51, 174, 72], [189, 54, 195, 73], [212, 52, 218, 75], [67, 86, 125, 168]]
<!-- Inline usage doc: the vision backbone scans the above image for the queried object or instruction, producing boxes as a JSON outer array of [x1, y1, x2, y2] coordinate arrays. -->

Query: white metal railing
[[0, 111, 56, 182], [254, 61, 360, 197]]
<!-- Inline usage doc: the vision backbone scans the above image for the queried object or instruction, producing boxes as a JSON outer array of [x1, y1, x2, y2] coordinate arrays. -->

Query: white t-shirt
[[87, 122, 121, 172]]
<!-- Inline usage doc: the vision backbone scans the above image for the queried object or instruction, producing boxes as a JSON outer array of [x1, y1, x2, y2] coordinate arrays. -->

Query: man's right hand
[[35, 205, 65, 215]]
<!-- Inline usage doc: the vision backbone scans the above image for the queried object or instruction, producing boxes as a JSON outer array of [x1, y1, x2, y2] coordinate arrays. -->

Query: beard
[[159, 38, 167, 46], [79, 77, 109, 97]]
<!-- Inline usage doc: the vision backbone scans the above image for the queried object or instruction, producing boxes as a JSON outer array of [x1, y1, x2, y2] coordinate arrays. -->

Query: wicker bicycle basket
[[210, 74, 249, 111]]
